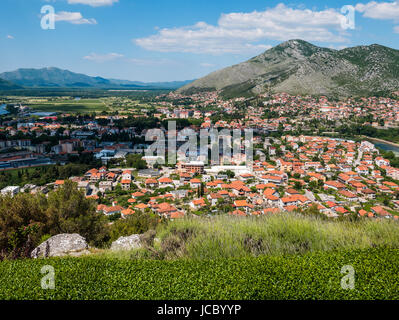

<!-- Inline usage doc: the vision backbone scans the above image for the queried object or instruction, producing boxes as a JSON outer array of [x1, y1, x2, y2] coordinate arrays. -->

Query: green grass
[[154, 214, 399, 259], [29, 99, 108, 113], [0, 248, 398, 300]]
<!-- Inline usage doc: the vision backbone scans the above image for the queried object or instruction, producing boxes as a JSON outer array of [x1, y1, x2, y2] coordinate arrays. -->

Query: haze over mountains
[[0, 67, 193, 90], [178, 39, 399, 98]]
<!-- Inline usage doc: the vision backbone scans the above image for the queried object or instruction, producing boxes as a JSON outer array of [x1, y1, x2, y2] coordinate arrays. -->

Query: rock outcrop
[[31, 234, 90, 258], [110, 234, 142, 251]]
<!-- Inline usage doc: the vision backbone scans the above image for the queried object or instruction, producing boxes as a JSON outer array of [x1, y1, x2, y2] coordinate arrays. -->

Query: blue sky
[[0, 0, 398, 82]]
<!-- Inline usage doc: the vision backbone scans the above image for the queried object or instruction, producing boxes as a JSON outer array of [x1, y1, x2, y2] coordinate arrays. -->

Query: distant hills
[[0, 67, 193, 90], [0, 78, 23, 90], [178, 39, 399, 98]]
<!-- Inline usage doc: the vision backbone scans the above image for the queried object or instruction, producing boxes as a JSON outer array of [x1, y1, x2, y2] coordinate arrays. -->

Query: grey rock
[[110, 234, 142, 251], [31, 234, 89, 258]]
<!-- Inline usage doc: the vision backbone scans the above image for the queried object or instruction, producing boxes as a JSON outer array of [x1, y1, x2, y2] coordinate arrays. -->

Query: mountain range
[[0, 67, 193, 90], [3, 40, 399, 97], [0, 78, 23, 90], [178, 39, 399, 98]]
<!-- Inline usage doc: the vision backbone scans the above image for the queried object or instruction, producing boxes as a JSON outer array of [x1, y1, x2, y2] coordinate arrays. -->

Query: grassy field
[[149, 214, 399, 259], [28, 99, 108, 113], [0, 248, 398, 300]]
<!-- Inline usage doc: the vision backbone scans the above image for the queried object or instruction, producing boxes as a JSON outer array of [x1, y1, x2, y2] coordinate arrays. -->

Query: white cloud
[[67, 0, 118, 7], [135, 3, 350, 55], [6, 35, 14, 39], [394, 25, 399, 33], [55, 11, 97, 24], [84, 52, 124, 62], [356, 1, 399, 21]]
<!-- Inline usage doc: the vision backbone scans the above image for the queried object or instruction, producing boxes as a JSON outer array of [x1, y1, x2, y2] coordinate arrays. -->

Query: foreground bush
[[0, 248, 398, 299], [0, 181, 109, 259]]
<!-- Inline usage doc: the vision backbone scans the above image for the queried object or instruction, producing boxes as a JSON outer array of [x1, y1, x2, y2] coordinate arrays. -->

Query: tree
[[45, 180, 110, 247], [0, 193, 47, 259], [294, 181, 302, 190], [126, 154, 147, 170]]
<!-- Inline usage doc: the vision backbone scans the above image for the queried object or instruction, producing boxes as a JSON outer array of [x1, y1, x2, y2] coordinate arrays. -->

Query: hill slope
[[177, 39, 399, 98], [0, 78, 22, 90]]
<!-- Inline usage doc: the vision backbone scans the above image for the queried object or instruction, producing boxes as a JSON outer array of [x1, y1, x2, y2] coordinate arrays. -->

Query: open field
[[0, 248, 398, 300], [28, 98, 109, 113]]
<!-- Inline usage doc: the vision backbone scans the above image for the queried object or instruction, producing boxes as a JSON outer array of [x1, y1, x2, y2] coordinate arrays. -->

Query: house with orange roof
[[169, 211, 185, 219], [229, 209, 246, 216], [121, 208, 134, 218], [233, 200, 254, 213], [145, 178, 158, 188], [338, 190, 358, 201], [371, 206, 391, 217], [375, 157, 390, 167], [324, 180, 346, 191], [106, 172, 116, 181], [378, 185, 393, 193], [334, 206, 349, 215], [383, 181, 399, 189], [190, 198, 207, 209], [54, 180, 65, 189], [132, 191, 145, 198], [207, 193, 222, 206], [338, 173, 351, 184], [154, 202, 179, 218], [134, 203, 149, 211], [260, 175, 284, 185], [190, 178, 201, 189], [121, 179, 131, 191], [158, 177, 173, 187], [102, 205, 124, 216]]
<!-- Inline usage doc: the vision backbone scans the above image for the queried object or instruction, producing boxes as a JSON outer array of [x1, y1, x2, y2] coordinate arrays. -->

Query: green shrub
[[0, 180, 110, 259], [0, 248, 398, 300], [109, 212, 159, 242]]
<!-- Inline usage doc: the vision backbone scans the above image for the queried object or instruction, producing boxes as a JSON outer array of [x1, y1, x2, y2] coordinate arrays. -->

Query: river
[[370, 140, 399, 156], [0, 104, 8, 115]]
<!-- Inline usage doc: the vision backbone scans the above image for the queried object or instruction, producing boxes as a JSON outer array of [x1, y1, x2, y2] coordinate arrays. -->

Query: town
[[1, 91, 399, 221]]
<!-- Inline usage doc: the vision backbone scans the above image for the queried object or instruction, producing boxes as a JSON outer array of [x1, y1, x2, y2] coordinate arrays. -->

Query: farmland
[[27, 98, 109, 113]]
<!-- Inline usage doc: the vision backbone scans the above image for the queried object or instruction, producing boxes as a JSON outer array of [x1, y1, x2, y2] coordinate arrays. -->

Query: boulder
[[31, 234, 90, 258], [110, 234, 142, 251]]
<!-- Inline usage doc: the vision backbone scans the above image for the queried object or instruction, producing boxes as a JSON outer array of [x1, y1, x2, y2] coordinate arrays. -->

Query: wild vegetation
[[116, 214, 399, 260], [0, 181, 161, 260], [1, 248, 398, 299], [1, 181, 399, 299]]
